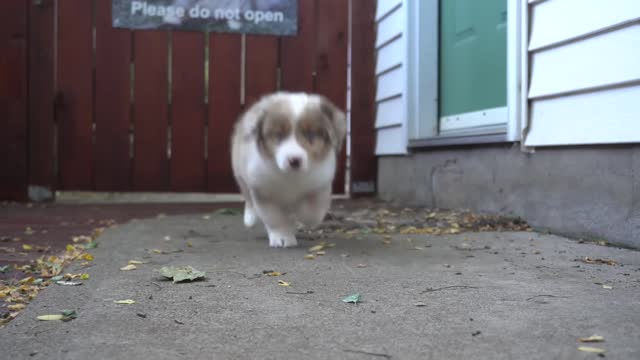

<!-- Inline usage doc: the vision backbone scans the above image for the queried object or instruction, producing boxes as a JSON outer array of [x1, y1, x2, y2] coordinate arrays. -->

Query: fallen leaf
[[356, 264, 368, 268], [128, 260, 147, 265], [22, 244, 33, 251], [51, 275, 64, 281], [151, 249, 164, 254], [327, 243, 337, 248], [581, 257, 617, 266], [215, 208, 241, 215], [0, 265, 9, 273], [382, 239, 392, 245], [414, 302, 427, 307], [602, 284, 613, 290], [37, 314, 64, 321], [8, 304, 26, 311], [303, 254, 316, 260], [156, 266, 206, 283], [66, 244, 76, 252], [278, 280, 291, 287], [19, 276, 35, 285], [60, 309, 77, 320], [579, 335, 604, 343], [308, 244, 326, 252], [264, 271, 282, 277], [202, 215, 211, 220], [114, 299, 136, 305], [164, 236, 171, 241], [25, 227, 35, 235], [578, 346, 605, 354], [85, 241, 98, 249], [342, 294, 361, 304], [56, 281, 82, 286], [82, 253, 94, 261], [79, 273, 89, 279], [120, 264, 137, 271], [186, 241, 193, 248], [315, 251, 326, 256]]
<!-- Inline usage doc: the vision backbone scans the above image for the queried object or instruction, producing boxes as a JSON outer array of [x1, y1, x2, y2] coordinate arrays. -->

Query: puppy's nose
[[288, 156, 302, 169]]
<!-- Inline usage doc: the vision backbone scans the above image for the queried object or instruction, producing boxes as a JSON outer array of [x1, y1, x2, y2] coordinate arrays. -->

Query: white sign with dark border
[[113, 0, 298, 35]]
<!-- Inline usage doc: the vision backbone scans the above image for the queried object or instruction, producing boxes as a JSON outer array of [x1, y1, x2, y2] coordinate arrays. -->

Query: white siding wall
[[374, 0, 408, 155], [525, 0, 640, 146]]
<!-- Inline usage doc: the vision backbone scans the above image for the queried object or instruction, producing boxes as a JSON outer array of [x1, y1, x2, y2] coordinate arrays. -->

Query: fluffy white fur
[[231, 92, 346, 248]]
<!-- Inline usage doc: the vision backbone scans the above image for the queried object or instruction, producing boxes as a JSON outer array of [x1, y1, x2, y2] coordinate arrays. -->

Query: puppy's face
[[255, 94, 346, 173]]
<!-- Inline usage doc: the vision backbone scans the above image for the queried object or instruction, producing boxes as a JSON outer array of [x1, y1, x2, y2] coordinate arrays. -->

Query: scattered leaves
[[120, 264, 137, 271], [82, 253, 94, 261], [579, 335, 604, 343], [578, 346, 605, 354], [114, 299, 136, 305], [156, 266, 206, 283], [342, 294, 361, 304], [8, 304, 26, 311], [278, 280, 291, 287]]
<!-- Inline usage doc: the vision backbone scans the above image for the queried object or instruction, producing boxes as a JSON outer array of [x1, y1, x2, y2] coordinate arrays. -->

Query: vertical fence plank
[[315, 0, 349, 194], [28, 0, 55, 196], [349, 0, 377, 196], [171, 32, 206, 192], [245, 35, 279, 107], [133, 31, 170, 191], [207, 34, 241, 193], [280, 0, 316, 92], [57, 0, 94, 190], [94, 0, 132, 191], [0, 1, 28, 200]]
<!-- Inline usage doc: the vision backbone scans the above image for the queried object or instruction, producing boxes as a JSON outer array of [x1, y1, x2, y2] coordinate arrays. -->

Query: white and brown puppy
[[231, 92, 346, 248]]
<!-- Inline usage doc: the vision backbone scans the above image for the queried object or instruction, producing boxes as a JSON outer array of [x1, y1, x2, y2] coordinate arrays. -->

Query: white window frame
[[405, 0, 523, 147]]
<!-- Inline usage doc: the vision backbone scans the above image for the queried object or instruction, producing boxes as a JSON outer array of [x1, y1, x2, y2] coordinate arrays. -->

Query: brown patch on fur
[[295, 109, 332, 162], [255, 102, 292, 159], [318, 96, 347, 152]]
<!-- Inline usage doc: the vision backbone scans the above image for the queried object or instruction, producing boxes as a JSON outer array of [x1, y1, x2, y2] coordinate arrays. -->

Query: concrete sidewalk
[[1, 210, 639, 359]]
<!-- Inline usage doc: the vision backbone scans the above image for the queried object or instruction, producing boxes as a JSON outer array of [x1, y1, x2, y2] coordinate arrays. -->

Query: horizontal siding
[[376, 0, 402, 20], [375, 96, 404, 128], [529, 0, 640, 51], [374, 0, 407, 155], [529, 24, 640, 99], [526, 84, 640, 146], [525, 0, 640, 146], [375, 125, 406, 154]]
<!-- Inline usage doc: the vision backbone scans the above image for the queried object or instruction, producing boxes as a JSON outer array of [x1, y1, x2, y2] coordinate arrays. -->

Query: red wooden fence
[[0, 0, 377, 200]]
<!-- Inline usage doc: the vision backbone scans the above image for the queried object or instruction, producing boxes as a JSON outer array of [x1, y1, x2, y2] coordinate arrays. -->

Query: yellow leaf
[[127, 260, 146, 265], [22, 244, 33, 251], [579, 335, 604, 343], [120, 264, 137, 271], [80, 273, 90, 280], [83, 253, 94, 261], [327, 243, 336, 248], [37, 314, 64, 321], [186, 241, 193, 248], [308, 243, 326, 252], [114, 299, 136, 304], [265, 271, 282, 277], [277, 280, 290, 287], [578, 346, 605, 354], [8, 304, 26, 311], [66, 244, 75, 252], [19, 276, 35, 285], [315, 251, 326, 256], [303, 254, 315, 260], [151, 249, 163, 254]]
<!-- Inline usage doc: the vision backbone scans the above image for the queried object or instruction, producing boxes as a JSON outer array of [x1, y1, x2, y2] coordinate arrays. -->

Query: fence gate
[[25, 0, 349, 195]]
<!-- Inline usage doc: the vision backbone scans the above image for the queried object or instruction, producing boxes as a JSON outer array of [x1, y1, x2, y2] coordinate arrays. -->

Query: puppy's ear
[[319, 96, 347, 152]]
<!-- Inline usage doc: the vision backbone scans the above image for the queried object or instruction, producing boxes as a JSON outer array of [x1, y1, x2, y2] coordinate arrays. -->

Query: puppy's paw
[[268, 231, 298, 248], [243, 206, 257, 228]]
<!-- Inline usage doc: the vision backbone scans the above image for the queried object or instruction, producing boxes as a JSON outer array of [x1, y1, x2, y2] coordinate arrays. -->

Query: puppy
[[231, 92, 347, 248]]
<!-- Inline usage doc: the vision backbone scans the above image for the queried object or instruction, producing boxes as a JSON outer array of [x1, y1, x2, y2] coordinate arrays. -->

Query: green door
[[439, 0, 507, 132]]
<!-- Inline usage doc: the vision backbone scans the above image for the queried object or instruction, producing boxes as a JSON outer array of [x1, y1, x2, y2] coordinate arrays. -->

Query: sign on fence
[[112, 0, 298, 35]]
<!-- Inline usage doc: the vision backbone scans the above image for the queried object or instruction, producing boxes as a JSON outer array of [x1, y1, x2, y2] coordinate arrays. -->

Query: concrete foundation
[[378, 144, 640, 249]]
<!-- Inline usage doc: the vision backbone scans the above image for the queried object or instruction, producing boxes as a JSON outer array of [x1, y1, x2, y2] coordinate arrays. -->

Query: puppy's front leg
[[298, 186, 332, 228], [252, 194, 297, 248]]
